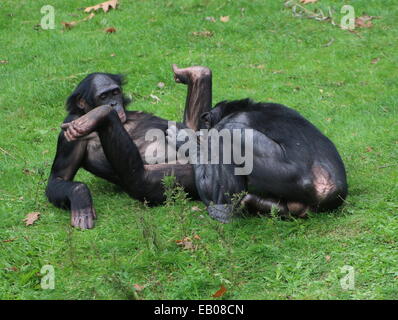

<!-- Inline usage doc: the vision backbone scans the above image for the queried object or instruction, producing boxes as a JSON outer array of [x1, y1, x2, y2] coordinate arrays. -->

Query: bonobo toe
[[71, 208, 96, 229], [172, 64, 211, 84]]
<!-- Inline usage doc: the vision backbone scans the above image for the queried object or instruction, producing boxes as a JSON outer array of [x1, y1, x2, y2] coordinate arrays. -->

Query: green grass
[[0, 0, 397, 299]]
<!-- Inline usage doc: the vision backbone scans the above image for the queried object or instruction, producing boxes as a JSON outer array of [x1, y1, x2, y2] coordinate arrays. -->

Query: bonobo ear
[[200, 112, 212, 128], [77, 98, 90, 112]]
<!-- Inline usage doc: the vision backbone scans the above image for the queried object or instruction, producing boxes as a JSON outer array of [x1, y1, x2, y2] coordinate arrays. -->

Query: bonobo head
[[66, 73, 131, 123], [199, 98, 253, 129], [199, 100, 227, 129]]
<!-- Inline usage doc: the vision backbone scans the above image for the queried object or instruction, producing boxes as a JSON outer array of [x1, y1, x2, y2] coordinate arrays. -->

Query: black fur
[[195, 98, 348, 220]]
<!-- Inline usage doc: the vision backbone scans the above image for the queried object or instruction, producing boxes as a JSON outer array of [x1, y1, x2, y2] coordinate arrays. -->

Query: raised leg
[[172, 64, 212, 131], [62, 107, 198, 203]]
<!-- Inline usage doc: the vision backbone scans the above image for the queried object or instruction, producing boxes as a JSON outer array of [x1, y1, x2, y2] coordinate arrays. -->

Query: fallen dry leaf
[[2, 238, 17, 243], [325, 255, 331, 262], [104, 27, 116, 33], [5, 267, 19, 272], [220, 16, 230, 23], [23, 212, 41, 226], [61, 21, 78, 29], [300, 0, 318, 4], [22, 168, 34, 175], [194, 234, 201, 240], [366, 146, 373, 152], [0, 60, 8, 64], [371, 57, 380, 64], [85, 0, 118, 13], [133, 284, 145, 292], [355, 15, 376, 28], [192, 31, 213, 37], [212, 285, 227, 298], [176, 237, 194, 250], [250, 64, 265, 70], [191, 206, 201, 212]]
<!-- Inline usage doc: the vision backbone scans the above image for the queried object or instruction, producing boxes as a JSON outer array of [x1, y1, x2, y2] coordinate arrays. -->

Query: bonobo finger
[[68, 124, 80, 138], [64, 130, 74, 142], [61, 123, 71, 130], [208, 204, 235, 224], [72, 122, 88, 136]]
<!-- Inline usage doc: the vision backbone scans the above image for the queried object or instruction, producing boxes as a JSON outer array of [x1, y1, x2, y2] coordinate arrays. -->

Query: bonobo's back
[[208, 99, 348, 204], [210, 99, 337, 155]]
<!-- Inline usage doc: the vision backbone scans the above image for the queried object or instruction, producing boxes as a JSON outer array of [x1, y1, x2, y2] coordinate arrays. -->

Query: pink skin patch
[[312, 165, 336, 200]]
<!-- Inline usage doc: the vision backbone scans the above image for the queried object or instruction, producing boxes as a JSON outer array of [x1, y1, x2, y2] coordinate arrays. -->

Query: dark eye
[[112, 88, 120, 95], [100, 93, 107, 100]]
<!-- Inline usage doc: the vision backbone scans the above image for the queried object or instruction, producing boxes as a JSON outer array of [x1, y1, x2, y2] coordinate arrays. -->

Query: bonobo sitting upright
[[191, 99, 348, 223], [46, 65, 212, 229]]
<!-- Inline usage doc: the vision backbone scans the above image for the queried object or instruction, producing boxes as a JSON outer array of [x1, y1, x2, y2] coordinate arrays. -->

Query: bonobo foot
[[172, 64, 212, 85], [71, 206, 97, 230], [208, 204, 235, 224], [61, 105, 113, 141], [240, 194, 309, 219]]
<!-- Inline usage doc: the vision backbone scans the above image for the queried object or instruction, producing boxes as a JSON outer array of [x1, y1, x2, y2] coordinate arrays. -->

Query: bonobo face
[[92, 74, 126, 123]]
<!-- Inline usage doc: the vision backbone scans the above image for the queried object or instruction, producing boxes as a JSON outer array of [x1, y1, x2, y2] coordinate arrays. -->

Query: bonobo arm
[[46, 115, 96, 229]]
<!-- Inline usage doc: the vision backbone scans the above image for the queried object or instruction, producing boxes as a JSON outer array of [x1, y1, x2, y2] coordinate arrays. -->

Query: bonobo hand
[[61, 105, 113, 141]]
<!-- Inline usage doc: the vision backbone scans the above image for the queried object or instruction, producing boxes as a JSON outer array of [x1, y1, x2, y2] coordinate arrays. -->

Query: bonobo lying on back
[[193, 98, 348, 223]]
